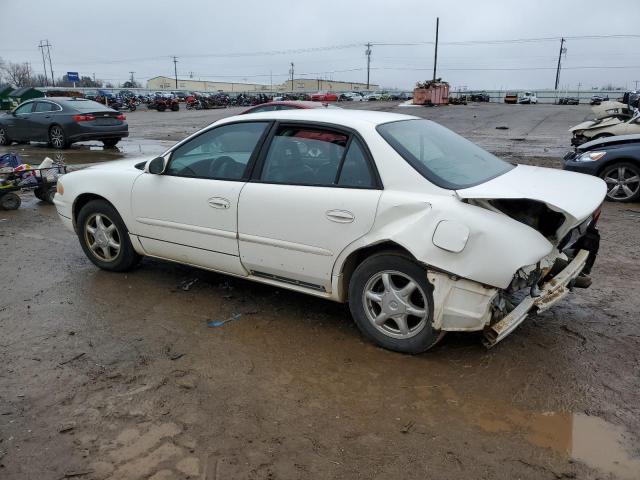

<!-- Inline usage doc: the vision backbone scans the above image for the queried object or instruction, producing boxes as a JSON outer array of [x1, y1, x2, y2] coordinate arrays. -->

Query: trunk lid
[[456, 164, 606, 223]]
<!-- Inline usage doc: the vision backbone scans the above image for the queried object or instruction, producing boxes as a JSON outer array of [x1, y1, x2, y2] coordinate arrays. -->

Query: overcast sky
[[2, 0, 640, 91]]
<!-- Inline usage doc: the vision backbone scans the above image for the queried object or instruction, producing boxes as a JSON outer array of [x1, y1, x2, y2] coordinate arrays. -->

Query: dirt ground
[[1, 103, 639, 480]]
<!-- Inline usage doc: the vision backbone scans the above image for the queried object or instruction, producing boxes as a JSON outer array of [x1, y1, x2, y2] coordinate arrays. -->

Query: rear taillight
[[73, 114, 96, 122], [116, 114, 126, 120]]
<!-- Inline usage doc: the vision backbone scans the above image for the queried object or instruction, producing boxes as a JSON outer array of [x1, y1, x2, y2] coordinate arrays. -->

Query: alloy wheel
[[50, 126, 65, 148], [602, 165, 640, 201], [84, 213, 121, 262], [362, 270, 430, 339], [0, 127, 6, 144]]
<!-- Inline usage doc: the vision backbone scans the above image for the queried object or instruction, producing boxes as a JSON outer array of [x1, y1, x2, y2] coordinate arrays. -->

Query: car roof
[[225, 108, 418, 128]]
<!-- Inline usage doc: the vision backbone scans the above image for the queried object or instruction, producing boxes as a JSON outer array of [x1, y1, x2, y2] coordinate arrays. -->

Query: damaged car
[[53, 110, 606, 354], [570, 107, 640, 146]]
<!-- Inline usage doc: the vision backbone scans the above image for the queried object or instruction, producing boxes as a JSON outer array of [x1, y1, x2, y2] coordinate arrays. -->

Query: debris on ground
[[496, 125, 509, 130], [177, 278, 198, 291], [58, 352, 86, 366], [59, 421, 76, 433], [207, 312, 242, 328]]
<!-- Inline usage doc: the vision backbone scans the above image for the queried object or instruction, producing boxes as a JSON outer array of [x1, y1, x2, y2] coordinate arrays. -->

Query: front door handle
[[208, 197, 230, 209], [326, 209, 354, 223]]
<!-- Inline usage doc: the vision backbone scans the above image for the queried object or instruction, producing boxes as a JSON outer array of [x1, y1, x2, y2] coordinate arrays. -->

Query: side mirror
[[145, 156, 166, 174]]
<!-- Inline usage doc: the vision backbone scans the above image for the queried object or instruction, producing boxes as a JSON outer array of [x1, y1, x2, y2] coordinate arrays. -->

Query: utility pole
[[38, 40, 49, 86], [289, 62, 294, 93], [172, 56, 178, 89], [635, 80, 639, 90], [129, 71, 135, 86], [41, 40, 54, 87], [365, 42, 372, 89], [433, 17, 439, 82], [554, 37, 566, 90]]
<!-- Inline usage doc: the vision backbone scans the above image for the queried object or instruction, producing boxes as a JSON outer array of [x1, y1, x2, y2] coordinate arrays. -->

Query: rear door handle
[[326, 209, 354, 223], [208, 197, 230, 209]]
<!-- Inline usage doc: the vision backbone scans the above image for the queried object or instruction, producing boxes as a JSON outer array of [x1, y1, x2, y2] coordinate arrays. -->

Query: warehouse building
[[146, 76, 378, 93]]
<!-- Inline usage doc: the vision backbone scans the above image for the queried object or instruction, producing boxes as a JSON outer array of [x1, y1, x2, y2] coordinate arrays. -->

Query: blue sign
[[67, 72, 80, 82]]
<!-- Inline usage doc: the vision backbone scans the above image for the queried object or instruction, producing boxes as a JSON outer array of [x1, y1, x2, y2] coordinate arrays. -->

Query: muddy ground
[[1, 103, 639, 480]]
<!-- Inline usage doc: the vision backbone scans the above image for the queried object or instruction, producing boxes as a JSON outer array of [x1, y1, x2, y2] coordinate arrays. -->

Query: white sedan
[[54, 110, 606, 353]]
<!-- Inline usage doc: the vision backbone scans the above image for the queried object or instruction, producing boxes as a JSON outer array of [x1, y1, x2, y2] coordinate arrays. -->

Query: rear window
[[59, 99, 112, 112], [377, 119, 513, 190]]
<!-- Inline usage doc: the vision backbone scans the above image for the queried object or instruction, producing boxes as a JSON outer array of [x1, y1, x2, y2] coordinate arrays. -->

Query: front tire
[[77, 200, 142, 271], [348, 254, 442, 354], [600, 162, 640, 202]]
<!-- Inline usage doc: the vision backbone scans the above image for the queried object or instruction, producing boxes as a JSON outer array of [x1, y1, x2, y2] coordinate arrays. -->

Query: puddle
[[0, 138, 172, 167], [476, 410, 640, 479], [427, 384, 640, 478]]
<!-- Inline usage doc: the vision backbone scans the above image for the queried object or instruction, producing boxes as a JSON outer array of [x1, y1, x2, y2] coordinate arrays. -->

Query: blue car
[[563, 134, 640, 202]]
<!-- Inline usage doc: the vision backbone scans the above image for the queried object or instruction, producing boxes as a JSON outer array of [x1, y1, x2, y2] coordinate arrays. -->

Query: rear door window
[[259, 126, 378, 188]]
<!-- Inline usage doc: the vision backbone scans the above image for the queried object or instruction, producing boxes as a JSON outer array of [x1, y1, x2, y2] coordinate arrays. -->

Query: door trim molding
[[136, 217, 237, 240], [238, 233, 333, 257]]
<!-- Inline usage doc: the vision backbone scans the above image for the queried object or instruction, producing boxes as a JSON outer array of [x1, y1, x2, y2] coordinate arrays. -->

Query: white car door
[[238, 124, 382, 292], [131, 121, 270, 275]]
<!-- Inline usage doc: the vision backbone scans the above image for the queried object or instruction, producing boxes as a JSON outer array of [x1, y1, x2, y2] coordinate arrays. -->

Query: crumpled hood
[[569, 116, 623, 133], [456, 164, 606, 223]]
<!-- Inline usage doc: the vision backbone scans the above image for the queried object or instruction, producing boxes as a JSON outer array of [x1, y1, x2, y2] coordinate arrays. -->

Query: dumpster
[[413, 79, 449, 106]]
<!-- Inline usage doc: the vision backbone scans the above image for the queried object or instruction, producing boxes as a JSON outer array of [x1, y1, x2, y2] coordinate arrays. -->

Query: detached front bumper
[[482, 249, 590, 348]]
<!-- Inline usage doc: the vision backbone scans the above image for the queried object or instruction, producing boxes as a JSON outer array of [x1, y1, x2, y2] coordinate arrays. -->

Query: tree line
[[0, 57, 141, 89]]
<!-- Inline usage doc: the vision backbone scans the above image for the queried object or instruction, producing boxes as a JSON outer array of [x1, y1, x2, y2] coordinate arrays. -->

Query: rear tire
[[0, 192, 21, 210], [102, 138, 121, 148], [0, 126, 11, 145], [49, 125, 69, 149], [77, 199, 142, 272], [348, 254, 442, 354]]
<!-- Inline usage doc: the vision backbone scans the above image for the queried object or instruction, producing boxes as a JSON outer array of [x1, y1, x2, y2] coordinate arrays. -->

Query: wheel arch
[[596, 157, 640, 176], [334, 240, 419, 302], [72, 193, 123, 231]]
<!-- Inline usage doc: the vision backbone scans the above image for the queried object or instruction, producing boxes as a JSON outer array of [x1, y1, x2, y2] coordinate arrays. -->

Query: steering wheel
[[208, 156, 236, 178], [179, 165, 198, 177]]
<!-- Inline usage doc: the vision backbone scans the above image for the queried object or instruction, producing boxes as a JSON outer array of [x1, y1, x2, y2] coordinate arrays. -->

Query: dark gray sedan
[[0, 97, 128, 149]]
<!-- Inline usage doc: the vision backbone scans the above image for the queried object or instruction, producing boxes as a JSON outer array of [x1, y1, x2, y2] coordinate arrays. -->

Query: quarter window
[[337, 139, 375, 188], [166, 122, 268, 180]]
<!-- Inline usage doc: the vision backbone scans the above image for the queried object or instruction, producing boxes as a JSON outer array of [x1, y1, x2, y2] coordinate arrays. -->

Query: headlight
[[576, 151, 606, 162]]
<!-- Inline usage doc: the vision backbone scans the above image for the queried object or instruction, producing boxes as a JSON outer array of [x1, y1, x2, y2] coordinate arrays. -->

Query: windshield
[[377, 119, 514, 189]]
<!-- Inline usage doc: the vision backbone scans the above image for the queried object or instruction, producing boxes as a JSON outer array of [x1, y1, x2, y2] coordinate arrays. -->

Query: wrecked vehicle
[[53, 110, 606, 353], [570, 107, 640, 146]]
